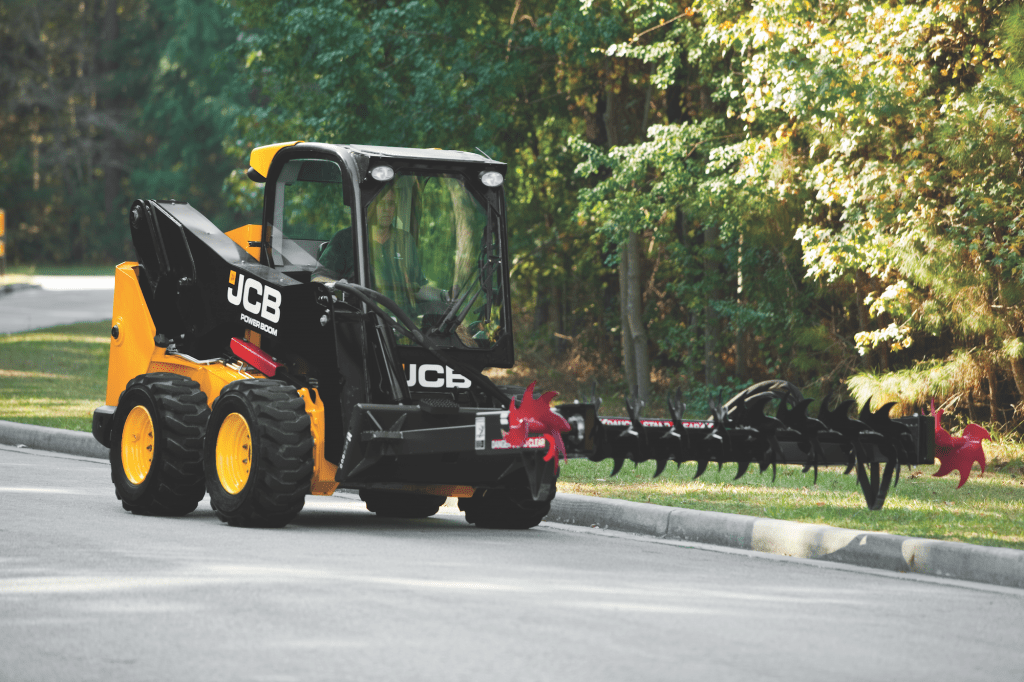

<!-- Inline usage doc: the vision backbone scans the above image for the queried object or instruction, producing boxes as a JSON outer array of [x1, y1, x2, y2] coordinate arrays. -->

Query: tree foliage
[[0, 0, 244, 264], [568, 0, 1024, 420], [6, 0, 1024, 426]]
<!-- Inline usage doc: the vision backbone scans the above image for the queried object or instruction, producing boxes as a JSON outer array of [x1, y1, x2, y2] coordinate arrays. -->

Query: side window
[[270, 158, 352, 272]]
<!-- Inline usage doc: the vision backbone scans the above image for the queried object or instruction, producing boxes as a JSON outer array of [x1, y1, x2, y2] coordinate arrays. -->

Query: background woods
[[4, 0, 1024, 428], [0, 0, 243, 263]]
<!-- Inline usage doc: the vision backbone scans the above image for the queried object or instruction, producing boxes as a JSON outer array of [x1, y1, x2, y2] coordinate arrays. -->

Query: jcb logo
[[227, 271, 281, 323], [405, 363, 471, 389]]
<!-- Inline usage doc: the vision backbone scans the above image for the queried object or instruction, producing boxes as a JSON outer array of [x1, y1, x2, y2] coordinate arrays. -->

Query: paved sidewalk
[[1, 417, 1021, 590]]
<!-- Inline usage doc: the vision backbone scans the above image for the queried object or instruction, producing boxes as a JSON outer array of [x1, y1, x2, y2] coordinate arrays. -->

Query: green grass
[[558, 456, 1024, 550], [2, 264, 117, 277], [0, 320, 110, 431], [1, 319, 1022, 550]]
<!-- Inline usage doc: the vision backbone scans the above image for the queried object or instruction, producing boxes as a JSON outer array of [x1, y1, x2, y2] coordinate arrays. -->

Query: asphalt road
[[2, 445, 1022, 682], [0, 277, 114, 333]]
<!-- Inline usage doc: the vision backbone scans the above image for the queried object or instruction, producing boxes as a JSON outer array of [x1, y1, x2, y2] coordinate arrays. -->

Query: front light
[[370, 165, 395, 182], [480, 171, 504, 187]]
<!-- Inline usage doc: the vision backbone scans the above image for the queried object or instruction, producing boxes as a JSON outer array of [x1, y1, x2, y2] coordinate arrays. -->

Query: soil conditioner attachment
[[92, 141, 936, 529]]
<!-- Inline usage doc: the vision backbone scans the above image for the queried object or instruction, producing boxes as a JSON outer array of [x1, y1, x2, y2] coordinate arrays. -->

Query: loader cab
[[255, 142, 515, 371]]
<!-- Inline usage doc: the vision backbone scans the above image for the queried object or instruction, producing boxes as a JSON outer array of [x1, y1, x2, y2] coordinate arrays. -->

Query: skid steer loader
[[92, 141, 935, 529]]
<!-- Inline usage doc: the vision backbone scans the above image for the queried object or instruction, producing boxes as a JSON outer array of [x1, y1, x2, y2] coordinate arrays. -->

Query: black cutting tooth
[[609, 458, 625, 477], [654, 459, 668, 478], [778, 398, 824, 434], [860, 401, 912, 439], [741, 394, 784, 434], [703, 430, 724, 448], [625, 391, 645, 421], [589, 379, 603, 412], [859, 400, 914, 463], [694, 460, 709, 479], [818, 399, 860, 435], [801, 458, 820, 483], [662, 390, 690, 456], [667, 390, 686, 422], [858, 400, 899, 432]]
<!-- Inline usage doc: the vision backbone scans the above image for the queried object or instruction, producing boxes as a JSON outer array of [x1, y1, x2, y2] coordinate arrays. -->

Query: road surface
[[1, 444, 1021, 682], [0, 276, 114, 333]]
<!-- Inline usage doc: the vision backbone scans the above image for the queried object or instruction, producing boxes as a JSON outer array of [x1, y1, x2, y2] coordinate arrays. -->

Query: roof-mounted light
[[370, 165, 395, 182], [479, 171, 504, 188]]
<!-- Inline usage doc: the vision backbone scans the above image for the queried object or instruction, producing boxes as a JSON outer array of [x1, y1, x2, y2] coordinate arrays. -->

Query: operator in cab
[[314, 185, 445, 316]]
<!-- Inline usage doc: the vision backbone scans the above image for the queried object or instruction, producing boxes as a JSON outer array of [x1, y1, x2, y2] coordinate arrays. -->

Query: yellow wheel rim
[[121, 405, 155, 485], [216, 413, 252, 495]]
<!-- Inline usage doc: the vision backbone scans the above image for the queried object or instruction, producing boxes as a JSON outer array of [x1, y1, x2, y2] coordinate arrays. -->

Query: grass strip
[[2, 264, 116, 277], [0, 320, 110, 431]]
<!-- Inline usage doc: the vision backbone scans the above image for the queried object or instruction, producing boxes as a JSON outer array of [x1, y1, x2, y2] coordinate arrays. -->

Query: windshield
[[360, 172, 504, 350]]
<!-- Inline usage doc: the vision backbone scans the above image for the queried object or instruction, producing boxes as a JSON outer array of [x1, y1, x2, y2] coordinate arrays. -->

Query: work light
[[479, 171, 504, 187], [370, 165, 395, 182]]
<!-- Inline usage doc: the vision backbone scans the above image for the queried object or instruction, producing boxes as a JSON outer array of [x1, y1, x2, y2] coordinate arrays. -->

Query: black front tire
[[360, 489, 446, 518], [458, 471, 554, 529], [109, 373, 209, 516], [204, 379, 314, 528]]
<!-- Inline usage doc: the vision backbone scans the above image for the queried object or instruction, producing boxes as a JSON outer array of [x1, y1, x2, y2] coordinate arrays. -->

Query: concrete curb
[[0, 420, 107, 459], [2, 419, 1021, 589], [549, 493, 1024, 589]]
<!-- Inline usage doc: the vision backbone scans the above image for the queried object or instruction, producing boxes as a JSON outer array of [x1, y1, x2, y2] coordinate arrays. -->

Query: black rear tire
[[360, 489, 446, 518], [458, 471, 553, 529], [204, 379, 313, 528], [109, 373, 209, 516]]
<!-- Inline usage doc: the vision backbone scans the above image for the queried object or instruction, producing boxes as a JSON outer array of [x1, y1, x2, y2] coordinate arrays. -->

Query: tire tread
[[208, 379, 313, 528], [111, 373, 209, 516]]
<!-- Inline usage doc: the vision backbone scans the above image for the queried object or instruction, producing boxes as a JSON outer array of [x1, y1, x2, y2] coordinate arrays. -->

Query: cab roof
[[249, 141, 502, 180]]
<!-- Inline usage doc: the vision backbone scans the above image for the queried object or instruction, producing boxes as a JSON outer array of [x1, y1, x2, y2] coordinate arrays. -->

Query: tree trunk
[[100, 0, 122, 251], [735, 232, 747, 383], [704, 223, 721, 388], [998, 281, 1024, 405], [553, 279, 567, 356], [736, 330, 748, 384], [985, 340, 999, 422], [605, 78, 650, 406], [624, 231, 650, 405], [987, 363, 1000, 423], [1009, 350, 1024, 400], [619, 241, 636, 397]]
